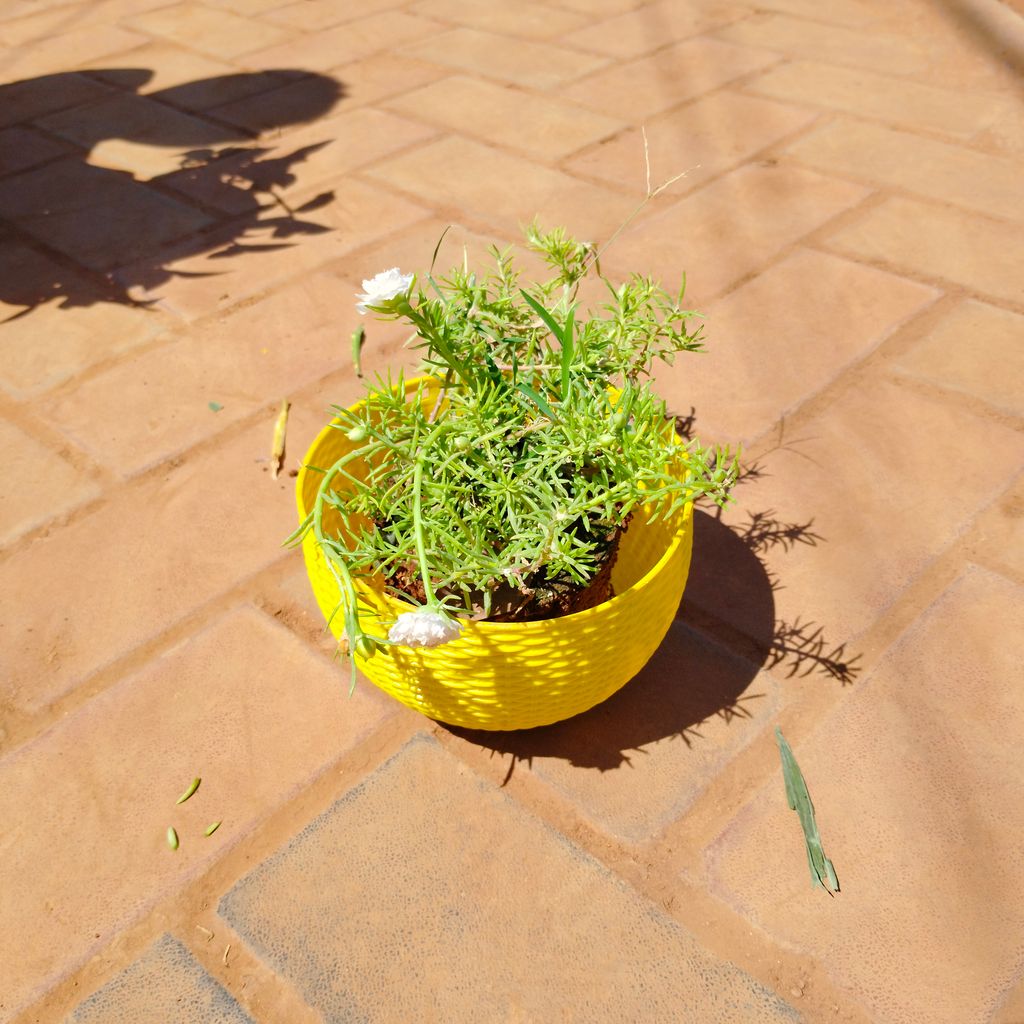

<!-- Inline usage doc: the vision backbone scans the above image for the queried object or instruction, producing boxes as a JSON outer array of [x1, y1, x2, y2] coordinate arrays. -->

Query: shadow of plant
[[448, 440, 862, 776], [0, 68, 343, 316]]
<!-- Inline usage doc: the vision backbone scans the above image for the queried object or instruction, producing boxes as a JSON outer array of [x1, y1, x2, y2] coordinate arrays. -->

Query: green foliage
[[775, 727, 840, 895], [291, 224, 737, 648]]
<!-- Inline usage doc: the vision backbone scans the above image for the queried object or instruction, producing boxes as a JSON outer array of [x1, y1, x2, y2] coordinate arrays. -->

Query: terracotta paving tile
[[705, 567, 1024, 1024], [316, 51, 446, 109], [161, 106, 434, 214], [384, 75, 625, 161], [970, 474, 1024, 581], [244, 11, 443, 72], [653, 248, 937, 446], [599, 162, 868, 305], [692, 378, 1024, 644], [113, 178, 427, 320], [566, 89, 817, 194], [66, 935, 255, 1023], [0, 418, 99, 546], [518, 624, 781, 843], [895, 299, 1024, 416], [203, 0, 288, 13], [365, 134, 640, 242], [563, 0, 748, 59], [0, 0, 171, 43], [826, 196, 1024, 306], [0, 5, 122, 46], [0, 0, 42, 23], [0, 71, 114, 127], [786, 116, 1024, 223], [400, 26, 607, 89], [39, 91, 246, 156], [894, 0, 1024, 92], [560, 34, 778, 121], [713, 12, 932, 75], [0, 0, 165, 42], [0, 24, 150, 79], [331, 216, 511, 284], [0, 607, 392, 1017], [553, 0, 651, 15], [0, 158, 214, 272], [0, 412, 331, 713], [0, 125, 75, 176], [745, 60, 1007, 141], [259, 565, 346, 660], [124, 3, 292, 59], [219, 736, 799, 1021], [271, 107, 436, 193], [46, 272, 362, 475], [733, 0, 881, 27], [150, 67, 311, 115], [261, 0, 406, 30], [410, 0, 589, 38], [81, 42, 240, 94], [204, 0, 288, 12], [0, 243, 173, 397], [995, 981, 1024, 1024], [972, 103, 1024, 158], [204, 73, 346, 132], [86, 137, 230, 180]]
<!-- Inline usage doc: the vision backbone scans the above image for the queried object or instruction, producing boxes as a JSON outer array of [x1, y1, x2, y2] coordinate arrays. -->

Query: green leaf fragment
[[775, 727, 839, 895], [208, 402, 223, 412], [167, 826, 179, 851], [176, 776, 201, 804], [351, 324, 366, 378], [204, 821, 221, 837]]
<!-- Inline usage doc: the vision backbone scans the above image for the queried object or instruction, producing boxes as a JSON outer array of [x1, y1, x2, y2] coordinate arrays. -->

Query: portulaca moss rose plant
[[290, 221, 736, 669]]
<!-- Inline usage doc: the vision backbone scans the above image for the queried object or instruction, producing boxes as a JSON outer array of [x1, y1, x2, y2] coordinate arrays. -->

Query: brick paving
[[0, 0, 1021, 1021]]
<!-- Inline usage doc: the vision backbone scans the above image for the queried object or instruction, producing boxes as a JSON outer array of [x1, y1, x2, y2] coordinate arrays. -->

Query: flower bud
[[354, 635, 378, 659], [347, 425, 368, 443], [452, 435, 471, 451]]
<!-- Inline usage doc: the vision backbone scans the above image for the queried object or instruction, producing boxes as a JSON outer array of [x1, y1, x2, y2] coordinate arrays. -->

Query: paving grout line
[[0, 361, 365, 750], [550, 3, 756, 60], [705, 15, 1023, 94], [778, 145, 1024, 229], [735, 69, 1024, 160], [431, 717, 873, 1021], [9, 706, 423, 1024], [654, 471, 1024, 867], [0, 388, 113, 483], [376, 89, 629, 168], [550, 73, 814, 185], [810, 244, 1024, 319], [172, 915, 321, 1024]]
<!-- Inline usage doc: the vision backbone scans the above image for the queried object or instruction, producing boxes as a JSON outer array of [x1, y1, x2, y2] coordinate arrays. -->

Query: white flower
[[356, 267, 413, 313], [388, 608, 463, 648]]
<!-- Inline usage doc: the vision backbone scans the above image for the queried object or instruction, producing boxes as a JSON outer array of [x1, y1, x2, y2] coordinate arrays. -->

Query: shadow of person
[[446, 509, 777, 775], [0, 68, 343, 316]]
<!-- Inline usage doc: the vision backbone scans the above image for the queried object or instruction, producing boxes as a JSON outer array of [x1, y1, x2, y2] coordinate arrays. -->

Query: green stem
[[312, 444, 385, 645], [412, 458, 438, 608]]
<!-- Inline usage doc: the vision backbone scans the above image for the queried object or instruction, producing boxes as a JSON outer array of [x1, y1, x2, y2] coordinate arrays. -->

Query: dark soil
[[386, 518, 630, 622]]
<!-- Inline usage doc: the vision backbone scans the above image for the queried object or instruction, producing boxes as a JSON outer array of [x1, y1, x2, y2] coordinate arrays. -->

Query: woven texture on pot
[[296, 380, 694, 731]]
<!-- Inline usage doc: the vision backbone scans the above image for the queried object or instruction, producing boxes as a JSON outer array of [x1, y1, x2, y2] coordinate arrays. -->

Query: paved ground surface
[[1, 0, 1022, 1020]]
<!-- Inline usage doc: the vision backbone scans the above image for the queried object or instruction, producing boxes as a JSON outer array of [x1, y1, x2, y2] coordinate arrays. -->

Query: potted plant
[[291, 221, 735, 730]]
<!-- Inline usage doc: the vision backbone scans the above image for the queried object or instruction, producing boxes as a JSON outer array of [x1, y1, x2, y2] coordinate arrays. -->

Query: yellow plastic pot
[[296, 379, 694, 731]]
